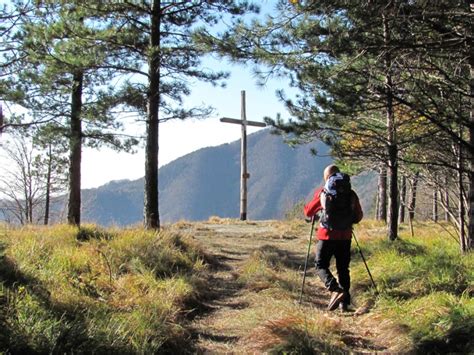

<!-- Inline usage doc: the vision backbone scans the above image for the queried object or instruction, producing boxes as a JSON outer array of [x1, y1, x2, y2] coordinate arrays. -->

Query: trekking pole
[[299, 217, 316, 304], [352, 231, 378, 293]]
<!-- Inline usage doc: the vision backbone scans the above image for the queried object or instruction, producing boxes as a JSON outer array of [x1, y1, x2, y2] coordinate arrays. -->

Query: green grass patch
[[0, 224, 207, 353], [0, 221, 472, 353], [351, 222, 473, 353], [238, 221, 473, 354], [378, 291, 473, 353]]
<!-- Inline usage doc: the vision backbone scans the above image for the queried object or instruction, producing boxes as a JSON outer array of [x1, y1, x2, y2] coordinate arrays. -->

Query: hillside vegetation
[[0, 220, 472, 353], [77, 130, 341, 225]]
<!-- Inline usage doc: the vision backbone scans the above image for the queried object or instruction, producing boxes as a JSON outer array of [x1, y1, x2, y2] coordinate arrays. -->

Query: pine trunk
[[23, 183, 28, 224], [374, 183, 380, 220], [457, 118, 468, 252], [399, 175, 406, 223], [468, 9, 474, 251], [144, 0, 161, 229], [377, 165, 387, 222], [433, 188, 438, 223], [67, 70, 83, 226], [408, 172, 419, 222], [44, 144, 52, 225], [383, 11, 398, 241], [445, 174, 450, 222], [459, 150, 467, 252], [387, 146, 398, 241]]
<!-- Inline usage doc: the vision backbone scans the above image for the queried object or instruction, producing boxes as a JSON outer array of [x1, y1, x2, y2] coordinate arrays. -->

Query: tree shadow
[[0, 242, 134, 354], [258, 244, 308, 271], [258, 323, 350, 354], [197, 333, 239, 343], [340, 331, 387, 352], [415, 323, 474, 354], [182, 247, 252, 353], [0, 243, 19, 353], [391, 238, 426, 257]]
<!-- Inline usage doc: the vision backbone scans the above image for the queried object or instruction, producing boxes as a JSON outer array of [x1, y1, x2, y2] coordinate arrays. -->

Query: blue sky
[[1, 0, 296, 189], [81, 1, 296, 188], [81, 58, 295, 188]]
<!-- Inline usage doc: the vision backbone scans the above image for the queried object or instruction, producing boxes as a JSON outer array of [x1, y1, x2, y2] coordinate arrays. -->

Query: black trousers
[[315, 239, 351, 305]]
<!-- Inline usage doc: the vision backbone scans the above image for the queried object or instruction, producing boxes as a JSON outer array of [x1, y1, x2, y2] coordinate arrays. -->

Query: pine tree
[[1, 1, 138, 226], [89, 1, 258, 229], [197, 0, 472, 245]]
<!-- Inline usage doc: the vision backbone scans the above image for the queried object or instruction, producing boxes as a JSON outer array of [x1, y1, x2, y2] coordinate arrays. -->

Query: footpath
[[175, 220, 389, 353]]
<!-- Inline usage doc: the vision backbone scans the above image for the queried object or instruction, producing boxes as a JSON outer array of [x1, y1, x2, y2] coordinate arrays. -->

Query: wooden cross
[[220, 90, 266, 220]]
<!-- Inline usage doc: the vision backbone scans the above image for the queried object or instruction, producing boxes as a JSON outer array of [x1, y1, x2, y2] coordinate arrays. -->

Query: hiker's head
[[323, 164, 340, 181]]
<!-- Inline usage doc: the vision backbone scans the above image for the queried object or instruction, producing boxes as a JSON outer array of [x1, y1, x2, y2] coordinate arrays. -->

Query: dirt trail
[[180, 220, 388, 354]]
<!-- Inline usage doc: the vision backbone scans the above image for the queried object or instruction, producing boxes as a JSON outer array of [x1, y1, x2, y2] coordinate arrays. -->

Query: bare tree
[[0, 133, 43, 223], [0, 131, 67, 224]]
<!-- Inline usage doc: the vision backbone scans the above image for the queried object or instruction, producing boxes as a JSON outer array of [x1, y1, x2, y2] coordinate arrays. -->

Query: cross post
[[220, 90, 266, 220]]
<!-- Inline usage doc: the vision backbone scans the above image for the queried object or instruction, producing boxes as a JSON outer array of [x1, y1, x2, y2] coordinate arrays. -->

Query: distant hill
[[80, 129, 376, 226]]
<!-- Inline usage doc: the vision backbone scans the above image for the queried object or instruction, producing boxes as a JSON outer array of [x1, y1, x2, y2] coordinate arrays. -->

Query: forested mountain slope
[[80, 129, 375, 226]]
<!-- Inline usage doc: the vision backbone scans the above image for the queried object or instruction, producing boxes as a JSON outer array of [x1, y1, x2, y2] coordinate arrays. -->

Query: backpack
[[320, 172, 354, 231]]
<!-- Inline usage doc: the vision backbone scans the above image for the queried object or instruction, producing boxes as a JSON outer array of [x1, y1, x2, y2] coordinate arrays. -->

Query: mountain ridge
[[80, 129, 375, 226]]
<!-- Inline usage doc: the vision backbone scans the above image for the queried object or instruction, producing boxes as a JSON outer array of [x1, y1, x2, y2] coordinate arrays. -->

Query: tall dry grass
[[0, 220, 472, 353], [0, 223, 207, 353]]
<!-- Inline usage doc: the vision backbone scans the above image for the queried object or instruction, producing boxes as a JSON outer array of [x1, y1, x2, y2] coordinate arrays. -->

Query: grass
[[0, 220, 472, 353], [0, 223, 208, 353], [351, 221, 473, 353], [225, 235, 352, 352], [209, 219, 473, 353], [243, 304, 347, 354], [238, 246, 302, 295]]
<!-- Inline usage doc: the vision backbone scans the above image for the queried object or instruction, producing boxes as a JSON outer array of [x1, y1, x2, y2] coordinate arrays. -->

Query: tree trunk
[[374, 182, 380, 220], [458, 121, 468, 252], [433, 186, 438, 223], [408, 172, 419, 222], [387, 146, 399, 241], [377, 165, 387, 222], [459, 151, 467, 252], [399, 174, 406, 223], [144, 0, 161, 229], [26, 164, 33, 223], [383, 11, 398, 241], [25, 145, 33, 223], [67, 70, 83, 226], [444, 174, 450, 222], [44, 144, 52, 225], [468, 3, 474, 250]]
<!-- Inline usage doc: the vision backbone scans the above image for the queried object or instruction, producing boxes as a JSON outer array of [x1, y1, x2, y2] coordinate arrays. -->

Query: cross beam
[[220, 90, 266, 220]]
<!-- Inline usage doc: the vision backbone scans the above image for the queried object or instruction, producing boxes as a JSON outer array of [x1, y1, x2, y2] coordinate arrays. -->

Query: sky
[[79, 2, 296, 189], [0, 0, 297, 190], [81, 61, 295, 188]]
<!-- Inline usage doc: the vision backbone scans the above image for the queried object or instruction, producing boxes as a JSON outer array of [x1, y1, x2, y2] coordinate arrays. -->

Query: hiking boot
[[327, 291, 345, 311]]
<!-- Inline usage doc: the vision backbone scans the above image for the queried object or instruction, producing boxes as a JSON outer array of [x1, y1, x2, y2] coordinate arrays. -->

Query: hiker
[[304, 164, 363, 311]]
